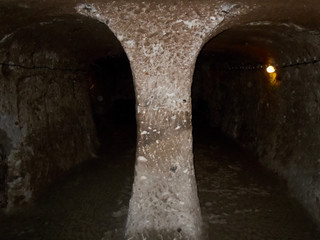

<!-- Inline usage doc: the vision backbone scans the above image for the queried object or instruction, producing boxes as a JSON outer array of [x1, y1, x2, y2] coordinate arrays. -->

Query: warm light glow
[[266, 65, 276, 73]]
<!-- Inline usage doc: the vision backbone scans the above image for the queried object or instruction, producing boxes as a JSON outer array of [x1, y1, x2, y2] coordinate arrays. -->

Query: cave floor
[[0, 124, 319, 240]]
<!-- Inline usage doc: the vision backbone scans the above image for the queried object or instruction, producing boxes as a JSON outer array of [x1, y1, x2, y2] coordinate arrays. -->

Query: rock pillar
[[75, 1, 246, 239], [127, 59, 201, 239]]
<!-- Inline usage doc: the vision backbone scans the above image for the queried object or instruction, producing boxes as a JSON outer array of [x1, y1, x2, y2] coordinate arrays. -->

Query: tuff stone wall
[[0, 29, 98, 209]]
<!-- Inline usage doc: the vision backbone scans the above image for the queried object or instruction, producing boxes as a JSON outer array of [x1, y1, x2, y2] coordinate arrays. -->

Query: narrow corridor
[[0, 125, 319, 240]]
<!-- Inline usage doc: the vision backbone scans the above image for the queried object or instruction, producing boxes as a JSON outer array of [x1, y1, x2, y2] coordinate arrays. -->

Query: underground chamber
[[1, 2, 320, 239]]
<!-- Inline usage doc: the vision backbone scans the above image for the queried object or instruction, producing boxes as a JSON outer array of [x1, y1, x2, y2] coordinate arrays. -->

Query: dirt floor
[[0, 124, 319, 240]]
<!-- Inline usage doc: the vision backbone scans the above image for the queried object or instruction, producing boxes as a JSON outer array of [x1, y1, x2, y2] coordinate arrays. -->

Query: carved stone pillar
[[76, 1, 246, 238]]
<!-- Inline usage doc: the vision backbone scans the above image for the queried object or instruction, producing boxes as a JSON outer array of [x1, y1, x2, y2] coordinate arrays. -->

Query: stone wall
[[0, 29, 98, 209]]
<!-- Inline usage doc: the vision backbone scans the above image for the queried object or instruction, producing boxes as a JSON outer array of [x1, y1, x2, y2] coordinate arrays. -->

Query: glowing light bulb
[[266, 65, 275, 73]]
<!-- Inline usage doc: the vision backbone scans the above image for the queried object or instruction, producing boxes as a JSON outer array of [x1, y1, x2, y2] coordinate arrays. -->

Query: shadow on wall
[[0, 129, 12, 208], [89, 55, 136, 128]]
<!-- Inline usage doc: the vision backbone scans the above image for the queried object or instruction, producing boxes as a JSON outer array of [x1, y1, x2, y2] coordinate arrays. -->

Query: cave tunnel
[[192, 22, 320, 239], [1, 1, 320, 240], [0, 4, 136, 239]]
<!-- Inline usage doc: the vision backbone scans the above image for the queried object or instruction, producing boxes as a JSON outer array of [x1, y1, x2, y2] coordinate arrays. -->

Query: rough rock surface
[[0, 28, 98, 209]]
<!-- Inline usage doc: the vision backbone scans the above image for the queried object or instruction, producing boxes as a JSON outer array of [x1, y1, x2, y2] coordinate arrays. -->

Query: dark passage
[[192, 22, 320, 239], [0, 53, 138, 239], [89, 55, 136, 128]]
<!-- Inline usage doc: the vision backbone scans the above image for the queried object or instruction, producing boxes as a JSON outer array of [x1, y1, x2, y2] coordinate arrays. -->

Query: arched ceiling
[[201, 23, 320, 70], [0, 2, 124, 68]]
